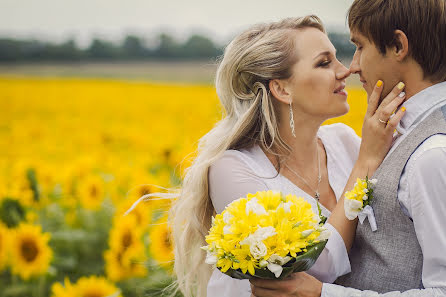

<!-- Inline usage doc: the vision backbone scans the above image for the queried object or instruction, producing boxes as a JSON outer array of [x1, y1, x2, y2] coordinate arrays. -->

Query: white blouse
[[207, 123, 361, 297]]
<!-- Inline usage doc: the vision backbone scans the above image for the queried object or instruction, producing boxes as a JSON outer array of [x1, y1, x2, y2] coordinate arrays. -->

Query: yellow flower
[[204, 191, 324, 275], [51, 277, 77, 297], [108, 215, 144, 253], [133, 183, 156, 201], [232, 245, 257, 275], [114, 196, 152, 232], [149, 216, 174, 269], [252, 190, 282, 211], [345, 178, 368, 202], [0, 223, 9, 271], [10, 223, 53, 280], [8, 178, 35, 208], [104, 245, 147, 282], [105, 214, 148, 281], [75, 275, 122, 297], [217, 254, 235, 273], [127, 182, 172, 212], [78, 174, 105, 211]]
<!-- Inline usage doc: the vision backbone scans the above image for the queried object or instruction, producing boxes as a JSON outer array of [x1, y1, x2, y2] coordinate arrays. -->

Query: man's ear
[[392, 30, 409, 61], [269, 79, 292, 104]]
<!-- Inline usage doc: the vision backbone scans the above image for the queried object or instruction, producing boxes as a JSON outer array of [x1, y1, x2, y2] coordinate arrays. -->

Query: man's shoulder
[[406, 134, 446, 178]]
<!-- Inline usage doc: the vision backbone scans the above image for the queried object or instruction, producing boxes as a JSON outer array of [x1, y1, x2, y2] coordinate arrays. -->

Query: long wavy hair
[[169, 16, 325, 297]]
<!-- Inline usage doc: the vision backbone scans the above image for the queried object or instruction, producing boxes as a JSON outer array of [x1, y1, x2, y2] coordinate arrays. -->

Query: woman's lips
[[334, 84, 347, 96], [336, 89, 348, 96]]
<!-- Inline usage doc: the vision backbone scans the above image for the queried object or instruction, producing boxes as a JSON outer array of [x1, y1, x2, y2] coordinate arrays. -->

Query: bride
[[169, 15, 406, 297]]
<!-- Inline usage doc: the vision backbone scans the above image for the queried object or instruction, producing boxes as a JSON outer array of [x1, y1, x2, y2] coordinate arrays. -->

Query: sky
[[0, 0, 355, 47]]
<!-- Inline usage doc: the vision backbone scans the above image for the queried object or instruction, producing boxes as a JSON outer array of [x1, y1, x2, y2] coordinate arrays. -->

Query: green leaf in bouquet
[[221, 239, 328, 280], [317, 202, 327, 225]]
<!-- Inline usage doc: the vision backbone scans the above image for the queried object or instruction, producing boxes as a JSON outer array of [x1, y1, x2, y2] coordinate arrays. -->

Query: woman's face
[[286, 28, 351, 121]]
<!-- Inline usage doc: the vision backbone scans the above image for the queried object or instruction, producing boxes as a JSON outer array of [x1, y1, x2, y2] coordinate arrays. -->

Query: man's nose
[[349, 51, 360, 74]]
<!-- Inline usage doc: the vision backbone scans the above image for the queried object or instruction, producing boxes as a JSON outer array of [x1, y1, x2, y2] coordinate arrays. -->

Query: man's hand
[[249, 272, 322, 297]]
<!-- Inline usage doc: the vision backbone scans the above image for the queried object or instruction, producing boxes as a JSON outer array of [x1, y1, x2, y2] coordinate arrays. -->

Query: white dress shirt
[[206, 123, 360, 297], [322, 81, 446, 297]]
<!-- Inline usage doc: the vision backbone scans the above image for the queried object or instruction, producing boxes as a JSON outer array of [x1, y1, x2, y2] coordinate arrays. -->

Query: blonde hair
[[169, 16, 325, 297]]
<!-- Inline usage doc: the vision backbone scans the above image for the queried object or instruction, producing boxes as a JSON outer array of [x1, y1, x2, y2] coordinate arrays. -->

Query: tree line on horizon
[[0, 32, 354, 62]]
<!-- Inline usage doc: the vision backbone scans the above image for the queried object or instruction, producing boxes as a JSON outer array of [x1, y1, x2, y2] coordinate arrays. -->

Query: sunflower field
[[0, 76, 367, 297]]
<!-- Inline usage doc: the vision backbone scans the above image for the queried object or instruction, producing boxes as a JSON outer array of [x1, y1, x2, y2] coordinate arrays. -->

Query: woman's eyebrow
[[313, 50, 334, 60]]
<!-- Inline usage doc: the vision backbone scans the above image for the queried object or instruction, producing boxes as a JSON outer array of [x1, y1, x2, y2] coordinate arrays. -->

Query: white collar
[[396, 81, 446, 135]]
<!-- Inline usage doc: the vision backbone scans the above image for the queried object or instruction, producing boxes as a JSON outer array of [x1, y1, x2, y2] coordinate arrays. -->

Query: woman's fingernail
[[376, 80, 383, 87], [399, 91, 406, 98], [402, 106, 406, 112], [397, 82, 405, 90]]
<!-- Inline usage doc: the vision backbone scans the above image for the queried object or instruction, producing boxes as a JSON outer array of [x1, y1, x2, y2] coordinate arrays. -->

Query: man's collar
[[395, 81, 446, 135]]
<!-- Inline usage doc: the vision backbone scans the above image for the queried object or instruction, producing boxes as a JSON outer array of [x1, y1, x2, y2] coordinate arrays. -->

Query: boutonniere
[[344, 177, 377, 231]]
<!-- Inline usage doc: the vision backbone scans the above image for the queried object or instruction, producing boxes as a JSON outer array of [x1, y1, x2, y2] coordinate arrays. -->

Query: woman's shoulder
[[213, 145, 265, 165], [212, 149, 250, 167], [209, 148, 255, 177], [209, 145, 271, 183], [208, 147, 269, 213]]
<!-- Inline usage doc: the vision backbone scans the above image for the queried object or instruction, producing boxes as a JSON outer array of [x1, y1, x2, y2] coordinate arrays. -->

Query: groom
[[250, 0, 446, 296]]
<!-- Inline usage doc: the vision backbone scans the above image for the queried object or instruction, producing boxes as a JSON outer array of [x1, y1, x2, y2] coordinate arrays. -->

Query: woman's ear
[[269, 79, 292, 104], [392, 30, 409, 61]]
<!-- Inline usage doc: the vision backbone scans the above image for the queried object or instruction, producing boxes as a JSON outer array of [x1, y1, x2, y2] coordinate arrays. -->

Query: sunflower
[[149, 216, 174, 269], [50, 277, 77, 297], [134, 183, 156, 199], [108, 215, 144, 253], [128, 182, 172, 213], [78, 174, 105, 211], [75, 275, 122, 297], [114, 196, 152, 232], [10, 223, 53, 280], [0, 223, 9, 271], [8, 178, 35, 208], [104, 245, 147, 282], [104, 249, 122, 282], [105, 215, 148, 281]]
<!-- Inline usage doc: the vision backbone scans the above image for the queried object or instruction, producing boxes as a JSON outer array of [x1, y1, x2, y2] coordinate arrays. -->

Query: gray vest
[[335, 105, 446, 293]]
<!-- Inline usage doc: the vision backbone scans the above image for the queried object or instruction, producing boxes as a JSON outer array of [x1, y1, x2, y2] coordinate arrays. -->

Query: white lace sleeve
[[209, 150, 269, 214]]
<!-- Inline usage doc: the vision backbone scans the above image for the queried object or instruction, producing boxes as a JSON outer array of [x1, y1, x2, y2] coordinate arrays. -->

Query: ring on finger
[[378, 118, 387, 124]]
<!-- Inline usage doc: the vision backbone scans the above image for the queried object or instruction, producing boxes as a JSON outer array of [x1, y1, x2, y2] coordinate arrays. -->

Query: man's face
[[349, 30, 400, 99]]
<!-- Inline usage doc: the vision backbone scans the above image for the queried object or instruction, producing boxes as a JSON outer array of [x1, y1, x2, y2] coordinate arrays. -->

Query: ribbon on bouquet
[[358, 205, 377, 232]]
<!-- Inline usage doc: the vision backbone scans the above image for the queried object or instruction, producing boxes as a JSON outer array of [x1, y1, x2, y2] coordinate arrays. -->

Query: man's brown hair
[[348, 0, 446, 82]]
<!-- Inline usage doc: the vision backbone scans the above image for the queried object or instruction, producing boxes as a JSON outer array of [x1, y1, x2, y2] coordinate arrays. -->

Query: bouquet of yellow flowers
[[202, 191, 330, 279]]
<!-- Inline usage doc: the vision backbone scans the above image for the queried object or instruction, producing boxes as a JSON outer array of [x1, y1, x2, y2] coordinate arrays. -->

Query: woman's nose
[[336, 62, 351, 80]]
